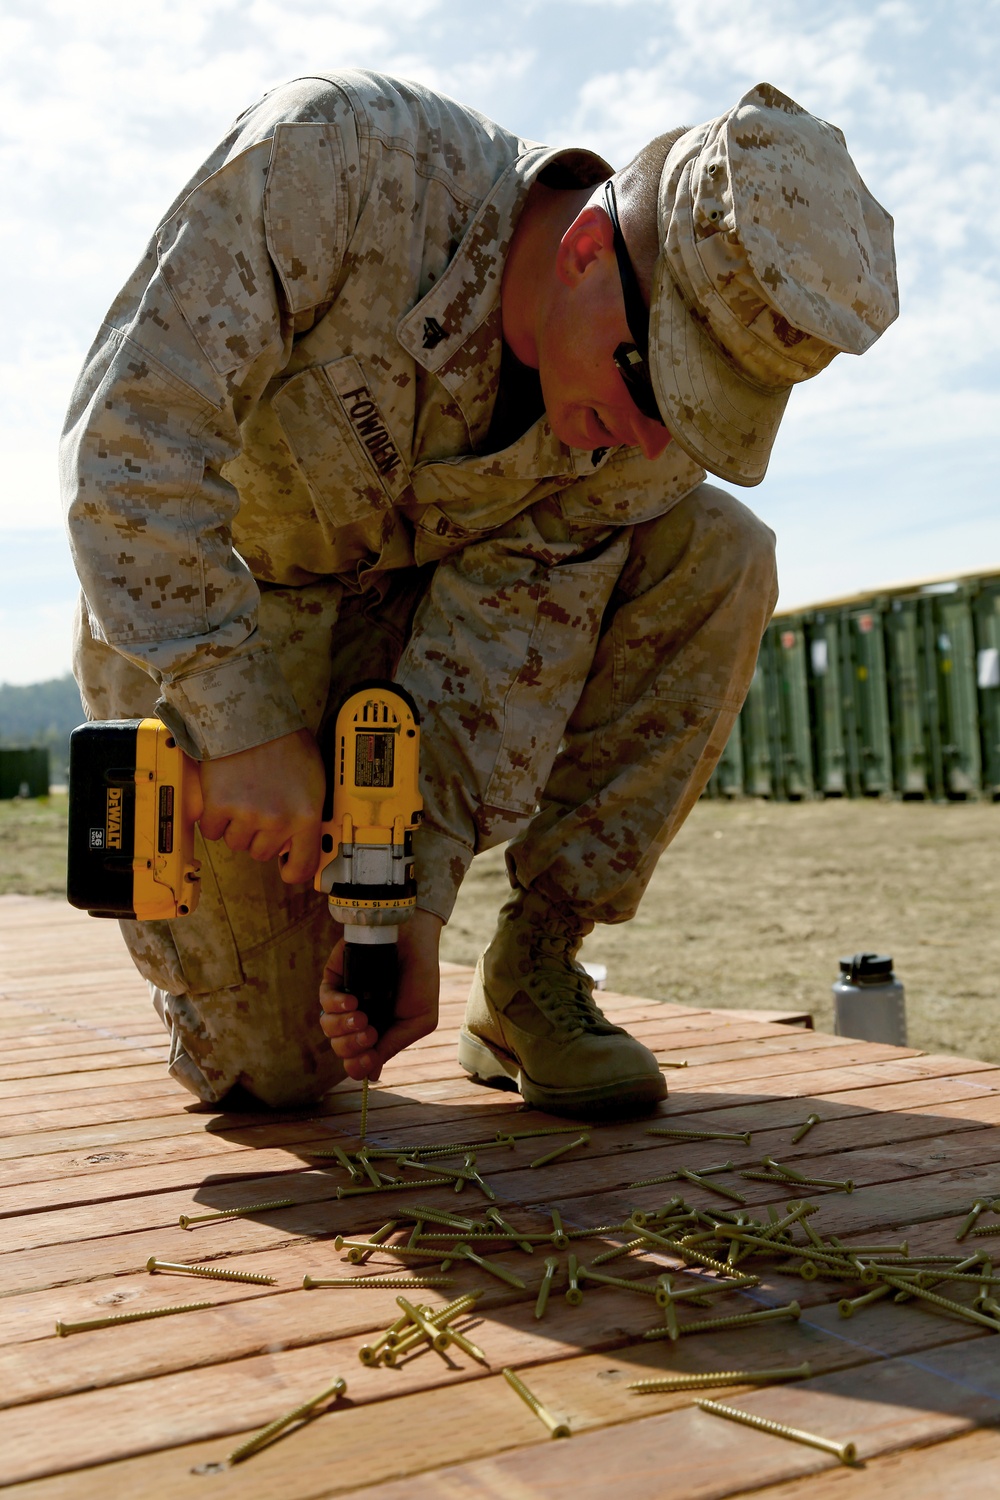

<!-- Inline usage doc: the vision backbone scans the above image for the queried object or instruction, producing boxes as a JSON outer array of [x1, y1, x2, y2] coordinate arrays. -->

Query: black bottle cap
[[839, 952, 895, 985]]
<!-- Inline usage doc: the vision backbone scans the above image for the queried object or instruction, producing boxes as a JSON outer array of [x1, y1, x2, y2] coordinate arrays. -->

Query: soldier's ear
[[555, 203, 614, 289]]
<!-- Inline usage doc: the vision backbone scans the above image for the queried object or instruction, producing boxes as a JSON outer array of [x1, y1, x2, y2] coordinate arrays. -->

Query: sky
[[1, 0, 998, 684]]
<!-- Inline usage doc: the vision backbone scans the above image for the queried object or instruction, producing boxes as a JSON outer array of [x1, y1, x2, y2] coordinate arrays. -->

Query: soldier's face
[[539, 205, 672, 461]]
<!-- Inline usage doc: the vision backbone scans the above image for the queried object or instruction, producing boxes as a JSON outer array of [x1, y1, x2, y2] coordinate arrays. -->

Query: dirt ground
[[3, 794, 998, 1065], [444, 798, 1000, 1066]]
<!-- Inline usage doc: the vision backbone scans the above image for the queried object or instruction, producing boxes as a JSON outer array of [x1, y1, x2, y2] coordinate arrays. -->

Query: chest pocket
[[272, 356, 411, 536]]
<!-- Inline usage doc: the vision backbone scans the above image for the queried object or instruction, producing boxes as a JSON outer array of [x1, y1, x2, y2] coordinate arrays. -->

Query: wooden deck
[[3, 892, 1000, 1498]]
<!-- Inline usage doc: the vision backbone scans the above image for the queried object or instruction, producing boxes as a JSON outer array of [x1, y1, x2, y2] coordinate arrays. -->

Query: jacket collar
[[397, 143, 612, 469]]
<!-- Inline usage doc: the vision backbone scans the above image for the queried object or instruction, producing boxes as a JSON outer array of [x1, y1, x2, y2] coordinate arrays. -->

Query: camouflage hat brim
[[649, 257, 790, 488]]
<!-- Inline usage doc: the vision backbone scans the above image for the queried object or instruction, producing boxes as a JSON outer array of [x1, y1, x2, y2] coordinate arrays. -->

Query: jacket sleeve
[[61, 87, 362, 758]]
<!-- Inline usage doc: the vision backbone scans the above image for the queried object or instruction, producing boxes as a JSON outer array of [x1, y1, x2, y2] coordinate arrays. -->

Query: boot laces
[[530, 936, 616, 1036]]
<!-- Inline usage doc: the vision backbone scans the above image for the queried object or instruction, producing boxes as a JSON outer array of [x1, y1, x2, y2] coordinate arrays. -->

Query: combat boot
[[458, 886, 666, 1117]]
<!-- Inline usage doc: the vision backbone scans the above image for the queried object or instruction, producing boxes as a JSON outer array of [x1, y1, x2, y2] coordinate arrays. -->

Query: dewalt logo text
[[105, 787, 123, 850]]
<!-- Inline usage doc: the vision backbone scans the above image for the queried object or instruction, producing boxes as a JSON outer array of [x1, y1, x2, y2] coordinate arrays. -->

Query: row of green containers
[[708, 573, 1000, 800]]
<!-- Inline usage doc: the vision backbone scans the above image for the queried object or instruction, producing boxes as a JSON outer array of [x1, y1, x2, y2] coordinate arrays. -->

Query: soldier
[[63, 73, 896, 1115]]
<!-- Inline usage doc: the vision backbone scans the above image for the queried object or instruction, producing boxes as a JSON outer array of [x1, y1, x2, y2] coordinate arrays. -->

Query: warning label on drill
[[355, 732, 394, 788], [158, 785, 174, 854]]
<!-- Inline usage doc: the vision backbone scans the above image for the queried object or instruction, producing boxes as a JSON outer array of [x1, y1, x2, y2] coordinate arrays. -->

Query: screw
[[756, 1202, 818, 1243], [345, 1219, 399, 1265], [643, 1301, 801, 1341], [485, 1207, 535, 1255], [399, 1205, 478, 1232], [383, 1294, 482, 1363], [697, 1399, 855, 1465], [146, 1257, 275, 1285], [178, 1198, 295, 1229], [358, 1309, 411, 1364], [957, 1199, 993, 1241], [530, 1135, 590, 1169], [336, 1177, 452, 1197], [790, 1114, 822, 1144], [55, 1301, 212, 1335], [303, 1275, 455, 1289], [395, 1294, 452, 1352], [502, 1367, 570, 1438], [355, 1150, 383, 1189], [456, 1243, 527, 1290], [968, 1222, 1000, 1239], [630, 1362, 812, 1392], [500, 1127, 581, 1141], [838, 1285, 892, 1318], [744, 1168, 855, 1193], [591, 1237, 646, 1266], [227, 1377, 347, 1464], [579, 1266, 658, 1297], [630, 1225, 748, 1278], [535, 1256, 559, 1319], [334, 1238, 448, 1260], [677, 1167, 747, 1205], [878, 1272, 1000, 1331], [359, 1076, 369, 1144], [549, 1209, 569, 1250], [646, 1127, 751, 1145], [565, 1254, 583, 1306]]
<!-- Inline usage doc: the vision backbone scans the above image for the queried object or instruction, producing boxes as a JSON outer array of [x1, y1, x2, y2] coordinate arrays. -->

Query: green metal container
[[740, 660, 773, 797], [705, 714, 744, 798], [972, 578, 1000, 798], [769, 617, 814, 799], [926, 585, 981, 798], [883, 596, 932, 798], [804, 611, 848, 796], [0, 747, 50, 799], [841, 605, 893, 796]]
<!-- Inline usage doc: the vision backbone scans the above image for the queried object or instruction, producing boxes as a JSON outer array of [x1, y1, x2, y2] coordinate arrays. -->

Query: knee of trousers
[[626, 482, 777, 605]]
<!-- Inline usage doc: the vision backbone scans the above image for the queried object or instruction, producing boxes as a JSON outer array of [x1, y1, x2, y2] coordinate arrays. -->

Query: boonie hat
[[648, 83, 898, 486]]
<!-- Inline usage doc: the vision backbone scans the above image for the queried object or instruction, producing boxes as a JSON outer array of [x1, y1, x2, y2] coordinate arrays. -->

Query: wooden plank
[[349, 1338, 1000, 1500], [0, 1263, 990, 1486], [745, 1427, 1000, 1499]]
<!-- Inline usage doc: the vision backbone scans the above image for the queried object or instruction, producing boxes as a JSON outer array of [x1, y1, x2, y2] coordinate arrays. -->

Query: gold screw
[[500, 1127, 582, 1141], [400, 1205, 479, 1231], [306, 1144, 364, 1181], [178, 1198, 295, 1229], [580, 1266, 657, 1297], [345, 1219, 400, 1265], [535, 1256, 559, 1320], [643, 1301, 801, 1341], [383, 1294, 482, 1364], [630, 1225, 747, 1278], [334, 1237, 448, 1260], [697, 1398, 855, 1464], [455, 1243, 527, 1290], [355, 1150, 383, 1188], [56, 1301, 212, 1335], [630, 1362, 812, 1391], [302, 1275, 455, 1289], [565, 1254, 583, 1306], [790, 1114, 822, 1144], [878, 1272, 1000, 1330], [145, 1257, 275, 1285], [646, 1127, 751, 1145], [227, 1377, 347, 1464], [336, 1176, 451, 1197], [485, 1206, 536, 1255], [677, 1167, 747, 1205], [591, 1237, 646, 1266], [395, 1294, 452, 1352], [838, 1285, 892, 1318], [358, 1309, 411, 1364], [957, 1199, 992, 1241], [502, 1367, 570, 1438], [530, 1135, 589, 1169], [549, 1208, 569, 1250], [359, 1076, 369, 1144]]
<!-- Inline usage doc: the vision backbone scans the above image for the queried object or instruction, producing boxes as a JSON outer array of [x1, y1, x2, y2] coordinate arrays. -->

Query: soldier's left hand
[[318, 909, 442, 1080]]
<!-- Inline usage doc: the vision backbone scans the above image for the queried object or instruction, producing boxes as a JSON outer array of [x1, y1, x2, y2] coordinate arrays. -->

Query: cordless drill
[[67, 680, 422, 1043]]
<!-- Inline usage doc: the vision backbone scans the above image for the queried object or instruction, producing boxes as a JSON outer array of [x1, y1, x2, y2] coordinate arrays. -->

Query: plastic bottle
[[832, 953, 907, 1046]]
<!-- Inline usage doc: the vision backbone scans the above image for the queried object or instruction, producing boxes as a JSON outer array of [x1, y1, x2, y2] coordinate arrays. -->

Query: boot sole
[[457, 1028, 667, 1119]]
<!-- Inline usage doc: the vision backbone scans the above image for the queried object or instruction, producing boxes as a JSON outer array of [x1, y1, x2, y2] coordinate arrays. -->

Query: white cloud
[[2, 0, 999, 680]]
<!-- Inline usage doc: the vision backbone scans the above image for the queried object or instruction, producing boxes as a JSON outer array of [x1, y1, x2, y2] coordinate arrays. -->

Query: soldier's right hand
[[195, 728, 326, 884]]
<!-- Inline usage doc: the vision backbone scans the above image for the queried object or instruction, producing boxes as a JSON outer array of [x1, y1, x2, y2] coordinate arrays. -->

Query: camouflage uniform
[[63, 71, 777, 1106]]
